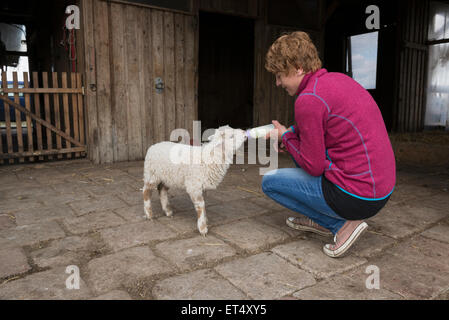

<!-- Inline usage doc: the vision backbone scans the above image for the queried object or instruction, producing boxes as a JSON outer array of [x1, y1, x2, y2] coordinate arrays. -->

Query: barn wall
[[394, 0, 430, 132], [82, 0, 325, 163], [253, 2, 324, 128], [199, 0, 259, 17], [82, 0, 197, 163]]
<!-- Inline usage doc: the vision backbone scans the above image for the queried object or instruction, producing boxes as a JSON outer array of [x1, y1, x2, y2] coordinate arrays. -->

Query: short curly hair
[[265, 31, 322, 75]]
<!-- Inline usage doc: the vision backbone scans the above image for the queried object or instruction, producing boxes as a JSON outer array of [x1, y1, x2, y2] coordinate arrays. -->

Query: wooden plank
[[248, 0, 258, 17], [0, 95, 83, 147], [13, 72, 24, 162], [42, 72, 53, 159], [76, 74, 85, 147], [107, 0, 195, 16], [137, 8, 148, 158], [123, 5, 142, 160], [0, 93, 78, 147], [175, 14, 186, 134], [152, 9, 165, 143], [61, 73, 71, 158], [32, 72, 44, 160], [94, 0, 114, 163], [71, 73, 80, 157], [0, 147, 86, 160], [143, 6, 154, 150], [253, 19, 265, 127], [23, 73, 34, 162], [2, 72, 13, 164], [110, 3, 129, 161], [2, 88, 83, 94], [81, 0, 100, 163], [52, 72, 63, 158], [164, 11, 176, 141], [184, 14, 197, 137]]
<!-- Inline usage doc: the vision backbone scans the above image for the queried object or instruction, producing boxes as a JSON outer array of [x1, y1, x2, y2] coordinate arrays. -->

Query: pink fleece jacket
[[282, 68, 396, 200]]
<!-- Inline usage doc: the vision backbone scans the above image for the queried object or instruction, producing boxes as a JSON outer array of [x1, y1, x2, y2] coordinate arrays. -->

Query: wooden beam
[[0, 147, 86, 160], [0, 94, 83, 147], [0, 88, 84, 94]]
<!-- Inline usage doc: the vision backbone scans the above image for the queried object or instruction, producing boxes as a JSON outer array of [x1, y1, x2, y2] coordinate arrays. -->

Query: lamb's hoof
[[144, 214, 153, 221], [166, 211, 174, 218], [199, 228, 208, 237]]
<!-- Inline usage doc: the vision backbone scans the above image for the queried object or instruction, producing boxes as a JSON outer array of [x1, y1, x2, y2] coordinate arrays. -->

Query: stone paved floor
[[0, 154, 448, 300]]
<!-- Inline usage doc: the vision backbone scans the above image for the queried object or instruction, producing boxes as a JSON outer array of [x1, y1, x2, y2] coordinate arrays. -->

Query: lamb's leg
[[158, 183, 173, 217], [187, 191, 208, 236], [143, 182, 155, 220]]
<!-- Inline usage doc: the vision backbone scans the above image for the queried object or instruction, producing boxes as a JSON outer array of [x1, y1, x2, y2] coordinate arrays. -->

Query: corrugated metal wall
[[395, 0, 430, 132]]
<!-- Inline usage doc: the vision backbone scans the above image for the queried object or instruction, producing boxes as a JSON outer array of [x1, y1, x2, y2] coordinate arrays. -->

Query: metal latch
[[155, 77, 164, 93]]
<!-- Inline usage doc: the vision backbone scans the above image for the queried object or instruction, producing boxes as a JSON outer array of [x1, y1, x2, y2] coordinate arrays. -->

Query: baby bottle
[[246, 124, 275, 139]]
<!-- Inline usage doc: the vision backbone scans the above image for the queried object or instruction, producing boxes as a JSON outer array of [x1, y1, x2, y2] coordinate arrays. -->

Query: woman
[[262, 31, 396, 258]]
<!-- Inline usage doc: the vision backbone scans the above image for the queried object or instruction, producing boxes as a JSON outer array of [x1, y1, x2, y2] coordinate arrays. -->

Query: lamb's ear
[[207, 130, 217, 142]]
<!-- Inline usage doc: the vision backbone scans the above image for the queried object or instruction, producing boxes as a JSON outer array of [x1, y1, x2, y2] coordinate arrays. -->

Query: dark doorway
[[198, 12, 254, 133], [324, 0, 399, 132]]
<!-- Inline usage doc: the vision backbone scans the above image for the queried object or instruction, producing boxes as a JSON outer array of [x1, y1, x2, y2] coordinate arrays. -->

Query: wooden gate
[[0, 71, 86, 164]]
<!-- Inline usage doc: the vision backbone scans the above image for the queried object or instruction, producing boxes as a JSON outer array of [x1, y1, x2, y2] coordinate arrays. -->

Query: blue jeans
[[261, 168, 346, 235]]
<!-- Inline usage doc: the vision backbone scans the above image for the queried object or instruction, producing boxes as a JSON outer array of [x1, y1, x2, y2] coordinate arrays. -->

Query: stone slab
[[153, 269, 247, 300], [385, 235, 449, 274], [68, 195, 128, 216], [99, 221, 177, 252], [0, 221, 65, 248], [255, 211, 306, 237], [271, 238, 367, 279], [421, 224, 449, 244], [157, 212, 198, 235], [206, 199, 270, 225], [293, 271, 402, 300], [0, 214, 16, 231], [87, 246, 174, 294], [211, 219, 290, 253], [14, 204, 76, 226], [0, 266, 92, 300], [350, 230, 397, 258], [0, 247, 31, 278], [367, 203, 446, 239], [31, 236, 100, 268], [114, 204, 158, 222], [366, 252, 449, 299], [62, 211, 125, 235], [155, 236, 236, 271], [91, 290, 132, 300], [215, 252, 316, 300]]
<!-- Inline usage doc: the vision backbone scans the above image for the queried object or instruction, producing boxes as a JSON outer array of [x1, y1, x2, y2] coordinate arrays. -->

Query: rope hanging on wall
[[60, 19, 77, 73]]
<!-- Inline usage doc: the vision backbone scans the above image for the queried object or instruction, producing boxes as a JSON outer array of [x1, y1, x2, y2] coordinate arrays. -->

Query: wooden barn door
[[82, 0, 198, 164], [0, 71, 86, 164]]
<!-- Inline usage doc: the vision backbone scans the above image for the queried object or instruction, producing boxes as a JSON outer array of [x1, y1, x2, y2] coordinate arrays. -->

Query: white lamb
[[142, 125, 247, 236]]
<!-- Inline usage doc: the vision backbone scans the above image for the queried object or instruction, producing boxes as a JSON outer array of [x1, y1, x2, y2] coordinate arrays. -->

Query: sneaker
[[323, 220, 368, 258], [286, 216, 333, 237]]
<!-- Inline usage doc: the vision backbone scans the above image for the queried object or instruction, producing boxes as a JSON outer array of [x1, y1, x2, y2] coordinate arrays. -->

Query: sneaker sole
[[286, 218, 333, 237], [323, 222, 368, 258]]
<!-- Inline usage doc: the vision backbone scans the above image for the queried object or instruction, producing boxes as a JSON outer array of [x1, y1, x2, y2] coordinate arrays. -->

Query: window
[[346, 31, 379, 90], [0, 23, 29, 82], [425, 1, 449, 129]]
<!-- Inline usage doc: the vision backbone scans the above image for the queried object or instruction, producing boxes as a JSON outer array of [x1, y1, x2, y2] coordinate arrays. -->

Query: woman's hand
[[265, 120, 288, 140], [265, 120, 289, 153]]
